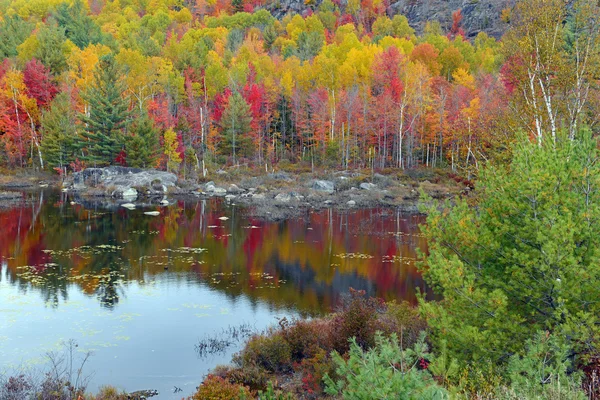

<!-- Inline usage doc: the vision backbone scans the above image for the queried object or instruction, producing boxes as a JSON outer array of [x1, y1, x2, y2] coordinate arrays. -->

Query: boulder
[[212, 187, 227, 196], [227, 184, 244, 194], [360, 182, 377, 191], [252, 193, 266, 200], [275, 193, 292, 202], [120, 187, 138, 201], [71, 167, 177, 197], [347, 200, 356, 207], [225, 194, 236, 201], [312, 180, 335, 193]]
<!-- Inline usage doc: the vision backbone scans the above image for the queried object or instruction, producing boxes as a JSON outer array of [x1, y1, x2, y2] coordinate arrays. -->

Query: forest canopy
[[0, 0, 597, 176]]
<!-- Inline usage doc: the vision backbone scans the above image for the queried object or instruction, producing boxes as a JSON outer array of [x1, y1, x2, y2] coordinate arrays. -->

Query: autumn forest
[[0, 0, 597, 177]]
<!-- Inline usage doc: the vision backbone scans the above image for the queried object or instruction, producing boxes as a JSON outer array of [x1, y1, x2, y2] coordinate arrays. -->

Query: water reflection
[[0, 191, 429, 315]]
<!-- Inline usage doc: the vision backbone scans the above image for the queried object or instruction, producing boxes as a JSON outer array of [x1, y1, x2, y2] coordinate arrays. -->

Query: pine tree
[[420, 130, 600, 380], [125, 115, 160, 168], [41, 93, 79, 171], [220, 92, 252, 163], [54, 0, 105, 49], [80, 54, 131, 166]]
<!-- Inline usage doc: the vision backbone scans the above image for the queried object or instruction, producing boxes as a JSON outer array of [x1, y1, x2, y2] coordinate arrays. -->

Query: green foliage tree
[[41, 92, 79, 171], [502, 331, 586, 399], [220, 92, 253, 163], [54, 0, 105, 49], [324, 332, 447, 399], [33, 23, 69, 75], [420, 130, 600, 381], [125, 115, 160, 168], [80, 54, 131, 166], [0, 15, 34, 59], [295, 31, 324, 61]]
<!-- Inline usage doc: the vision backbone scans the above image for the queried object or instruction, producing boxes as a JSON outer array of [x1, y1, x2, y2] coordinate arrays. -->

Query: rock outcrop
[[69, 167, 178, 199], [268, 0, 514, 39]]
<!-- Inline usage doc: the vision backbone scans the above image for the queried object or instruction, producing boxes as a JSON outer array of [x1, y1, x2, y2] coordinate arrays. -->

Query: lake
[[0, 190, 429, 398]]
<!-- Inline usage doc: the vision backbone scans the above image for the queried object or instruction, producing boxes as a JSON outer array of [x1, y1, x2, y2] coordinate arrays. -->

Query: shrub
[[324, 332, 447, 399], [214, 365, 270, 392], [238, 332, 292, 372], [379, 301, 428, 349], [93, 385, 128, 400], [191, 375, 250, 400], [279, 318, 327, 361], [0, 374, 35, 400], [502, 331, 586, 399], [330, 289, 386, 353], [257, 382, 296, 400], [295, 349, 337, 397]]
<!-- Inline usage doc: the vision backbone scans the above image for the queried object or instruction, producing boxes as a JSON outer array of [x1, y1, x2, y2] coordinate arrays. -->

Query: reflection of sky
[[0, 265, 295, 398]]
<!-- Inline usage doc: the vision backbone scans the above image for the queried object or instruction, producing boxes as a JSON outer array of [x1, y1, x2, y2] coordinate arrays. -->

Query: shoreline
[[0, 168, 470, 219]]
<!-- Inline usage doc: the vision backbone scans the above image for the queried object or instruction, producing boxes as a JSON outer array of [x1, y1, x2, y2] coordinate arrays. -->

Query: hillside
[[268, 0, 515, 38]]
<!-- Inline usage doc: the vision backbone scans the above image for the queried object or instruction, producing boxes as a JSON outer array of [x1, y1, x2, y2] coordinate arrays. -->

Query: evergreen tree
[[0, 15, 34, 59], [80, 54, 131, 166], [33, 23, 69, 76], [41, 93, 79, 171], [420, 129, 600, 381], [220, 92, 253, 163], [54, 0, 105, 49], [125, 115, 160, 168]]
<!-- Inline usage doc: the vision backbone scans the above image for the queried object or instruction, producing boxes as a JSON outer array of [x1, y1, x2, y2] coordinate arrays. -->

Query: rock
[[227, 184, 244, 194], [204, 181, 216, 191], [218, 216, 229, 221], [360, 182, 377, 191], [225, 194, 236, 201], [252, 193, 266, 200], [268, 171, 292, 181], [312, 180, 335, 193], [212, 187, 227, 196], [121, 203, 136, 210], [269, 0, 513, 39], [216, 169, 227, 175], [347, 200, 356, 207], [70, 167, 177, 196], [121, 187, 138, 200], [324, 200, 333, 205], [275, 193, 292, 202], [160, 199, 169, 206], [144, 211, 160, 216]]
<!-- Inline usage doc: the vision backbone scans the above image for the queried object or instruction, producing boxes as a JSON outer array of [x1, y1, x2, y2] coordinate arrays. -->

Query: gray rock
[[360, 182, 377, 191], [160, 199, 169, 206], [121, 203, 136, 210], [227, 184, 244, 194], [347, 200, 356, 207], [268, 0, 513, 39], [312, 180, 335, 193], [71, 167, 177, 197], [252, 193, 266, 200], [225, 194, 236, 201], [121, 187, 138, 200], [211, 187, 227, 196], [275, 193, 292, 202], [144, 211, 160, 216]]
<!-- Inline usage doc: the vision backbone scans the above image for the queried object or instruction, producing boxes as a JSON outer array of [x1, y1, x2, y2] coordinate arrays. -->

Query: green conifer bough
[[80, 54, 131, 166], [420, 129, 600, 379]]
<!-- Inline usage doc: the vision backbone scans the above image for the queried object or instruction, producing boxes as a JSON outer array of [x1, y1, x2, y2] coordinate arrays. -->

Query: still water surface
[[0, 190, 428, 398]]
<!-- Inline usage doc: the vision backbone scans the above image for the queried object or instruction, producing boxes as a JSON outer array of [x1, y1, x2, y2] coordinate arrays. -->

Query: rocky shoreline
[[0, 167, 470, 218]]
